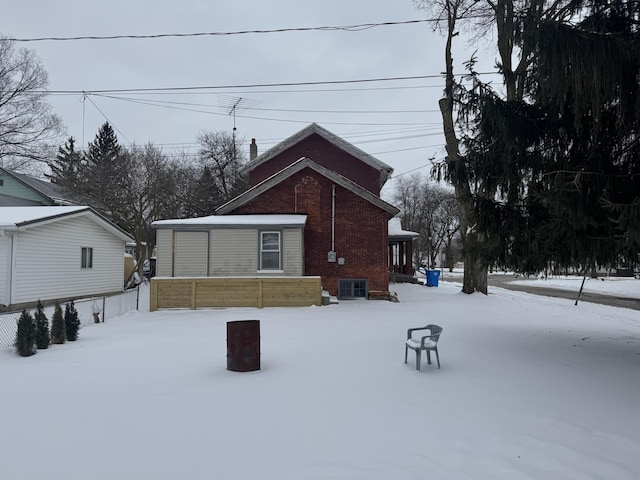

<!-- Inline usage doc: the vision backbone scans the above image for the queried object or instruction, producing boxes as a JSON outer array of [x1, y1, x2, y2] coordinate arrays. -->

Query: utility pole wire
[[9, 19, 439, 42], [33, 72, 498, 95]]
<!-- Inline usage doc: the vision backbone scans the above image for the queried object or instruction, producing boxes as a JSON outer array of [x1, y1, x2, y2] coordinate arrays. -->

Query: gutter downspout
[[0, 229, 16, 306], [331, 184, 336, 252]]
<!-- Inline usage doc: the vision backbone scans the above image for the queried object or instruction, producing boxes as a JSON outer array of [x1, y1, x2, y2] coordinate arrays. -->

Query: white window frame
[[81, 247, 93, 269], [259, 230, 282, 271]]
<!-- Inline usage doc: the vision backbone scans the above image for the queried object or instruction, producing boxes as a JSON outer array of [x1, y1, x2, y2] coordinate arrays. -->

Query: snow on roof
[[152, 214, 308, 228], [0, 205, 133, 242], [0, 206, 89, 229], [388, 217, 419, 238]]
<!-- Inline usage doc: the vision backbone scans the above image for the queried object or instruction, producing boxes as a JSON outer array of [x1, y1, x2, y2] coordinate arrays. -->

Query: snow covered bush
[[50, 301, 65, 344], [34, 300, 50, 349], [15, 310, 36, 357], [65, 301, 81, 341]]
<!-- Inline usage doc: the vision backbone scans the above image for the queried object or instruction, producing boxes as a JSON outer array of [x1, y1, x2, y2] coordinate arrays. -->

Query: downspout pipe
[[331, 184, 336, 252], [0, 228, 16, 307]]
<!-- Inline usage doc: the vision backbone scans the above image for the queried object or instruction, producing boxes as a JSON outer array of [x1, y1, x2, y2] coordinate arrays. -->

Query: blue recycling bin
[[426, 270, 441, 287]]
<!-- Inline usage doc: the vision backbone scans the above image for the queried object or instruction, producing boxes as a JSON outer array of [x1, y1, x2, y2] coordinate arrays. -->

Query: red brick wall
[[250, 134, 381, 195], [231, 168, 390, 295]]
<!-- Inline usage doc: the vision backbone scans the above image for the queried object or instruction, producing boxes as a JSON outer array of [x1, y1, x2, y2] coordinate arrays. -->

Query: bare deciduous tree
[[0, 37, 64, 170], [196, 131, 247, 203], [393, 173, 460, 269]]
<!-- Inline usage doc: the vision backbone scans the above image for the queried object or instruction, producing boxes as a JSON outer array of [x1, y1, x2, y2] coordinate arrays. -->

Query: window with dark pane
[[81, 247, 93, 269], [338, 279, 368, 299], [260, 231, 281, 270]]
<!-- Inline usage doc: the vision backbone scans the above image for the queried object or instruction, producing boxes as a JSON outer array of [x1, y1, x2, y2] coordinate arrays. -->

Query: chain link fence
[[0, 287, 141, 349]]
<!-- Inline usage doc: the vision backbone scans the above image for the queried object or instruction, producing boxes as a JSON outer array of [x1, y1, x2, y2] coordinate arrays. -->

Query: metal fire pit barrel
[[226, 320, 260, 372]]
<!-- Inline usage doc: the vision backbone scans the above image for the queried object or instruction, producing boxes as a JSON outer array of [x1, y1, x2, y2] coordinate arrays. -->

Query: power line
[[91, 93, 436, 127], [9, 19, 438, 43], [40, 72, 498, 95], [84, 96, 131, 145], [48, 83, 452, 96], [95, 95, 441, 114]]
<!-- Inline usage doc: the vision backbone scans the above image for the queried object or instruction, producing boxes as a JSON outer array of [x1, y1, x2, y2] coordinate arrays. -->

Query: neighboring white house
[[151, 214, 307, 277], [0, 206, 133, 308]]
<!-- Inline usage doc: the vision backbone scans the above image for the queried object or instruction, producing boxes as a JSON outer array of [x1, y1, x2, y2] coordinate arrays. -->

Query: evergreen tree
[[418, 0, 640, 281], [46, 136, 84, 196], [83, 122, 128, 216], [86, 122, 121, 166], [15, 310, 36, 357], [50, 301, 65, 344], [33, 300, 50, 349], [457, 1, 640, 274], [64, 301, 81, 341]]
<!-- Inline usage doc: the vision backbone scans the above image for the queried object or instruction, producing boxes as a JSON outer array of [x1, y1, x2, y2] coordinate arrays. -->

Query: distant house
[[0, 167, 76, 206], [150, 123, 401, 308], [388, 217, 420, 278], [0, 206, 133, 310]]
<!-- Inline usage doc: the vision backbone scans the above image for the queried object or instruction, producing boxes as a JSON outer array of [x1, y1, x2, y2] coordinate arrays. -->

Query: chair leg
[[435, 349, 440, 368], [426, 350, 432, 365], [404, 345, 408, 364], [416, 350, 421, 371]]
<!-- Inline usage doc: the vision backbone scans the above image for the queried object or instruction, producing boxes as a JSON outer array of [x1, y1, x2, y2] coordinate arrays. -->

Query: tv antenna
[[219, 95, 261, 161]]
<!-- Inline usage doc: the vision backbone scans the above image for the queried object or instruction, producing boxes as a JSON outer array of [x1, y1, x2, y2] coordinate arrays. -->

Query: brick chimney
[[249, 138, 258, 161]]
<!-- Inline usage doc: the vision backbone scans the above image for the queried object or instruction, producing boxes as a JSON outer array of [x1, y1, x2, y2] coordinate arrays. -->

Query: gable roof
[[0, 206, 133, 242], [244, 123, 394, 187], [217, 157, 400, 217], [0, 167, 75, 206]]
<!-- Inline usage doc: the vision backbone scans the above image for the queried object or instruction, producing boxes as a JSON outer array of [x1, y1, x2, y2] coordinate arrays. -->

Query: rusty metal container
[[226, 320, 260, 372]]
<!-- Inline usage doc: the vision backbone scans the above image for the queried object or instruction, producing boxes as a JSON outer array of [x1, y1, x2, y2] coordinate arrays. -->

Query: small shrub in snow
[[34, 300, 50, 349], [50, 301, 66, 344], [65, 301, 80, 341], [15, 310, 36, 357]]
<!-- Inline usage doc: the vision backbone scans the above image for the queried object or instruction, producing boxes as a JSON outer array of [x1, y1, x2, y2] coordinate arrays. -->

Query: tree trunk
[[439, 6, 488, 294]]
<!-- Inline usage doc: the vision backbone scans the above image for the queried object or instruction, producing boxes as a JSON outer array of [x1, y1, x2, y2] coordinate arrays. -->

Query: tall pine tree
[[83, 122, 129, 217], [458, 1, 640, 274], [46, 136, 84, 198]]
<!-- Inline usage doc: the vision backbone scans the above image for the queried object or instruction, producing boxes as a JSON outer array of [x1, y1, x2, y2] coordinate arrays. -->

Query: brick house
[[217, 123, 399, 298]]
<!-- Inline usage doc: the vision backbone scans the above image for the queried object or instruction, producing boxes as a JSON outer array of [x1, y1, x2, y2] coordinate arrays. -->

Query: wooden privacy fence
[[149, 276, 322, 311]]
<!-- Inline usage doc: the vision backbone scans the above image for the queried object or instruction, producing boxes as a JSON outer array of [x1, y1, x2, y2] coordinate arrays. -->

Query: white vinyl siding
[[155, 226, 304, 278], [173, 231, 208, 277], [210, 229, 258, 275], [155, 229, 173, 277], [282, 228, 303, 275], [209, 228, 303, 276], [11, 216, 125, 304], [0, 235, 11, 305]]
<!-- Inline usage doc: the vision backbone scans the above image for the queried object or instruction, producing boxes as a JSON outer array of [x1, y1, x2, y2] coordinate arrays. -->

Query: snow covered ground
[[436, 269, 639, 299], [2, 281, 639, 479], [509, 275, 639, 299]]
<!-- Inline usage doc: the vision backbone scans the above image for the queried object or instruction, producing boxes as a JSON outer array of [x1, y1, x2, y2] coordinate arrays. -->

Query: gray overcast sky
[[4, 0, 496, 196]]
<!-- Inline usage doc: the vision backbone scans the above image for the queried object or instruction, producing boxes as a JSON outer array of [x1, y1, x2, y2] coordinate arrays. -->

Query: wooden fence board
[[150, 277, 322, 311]]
